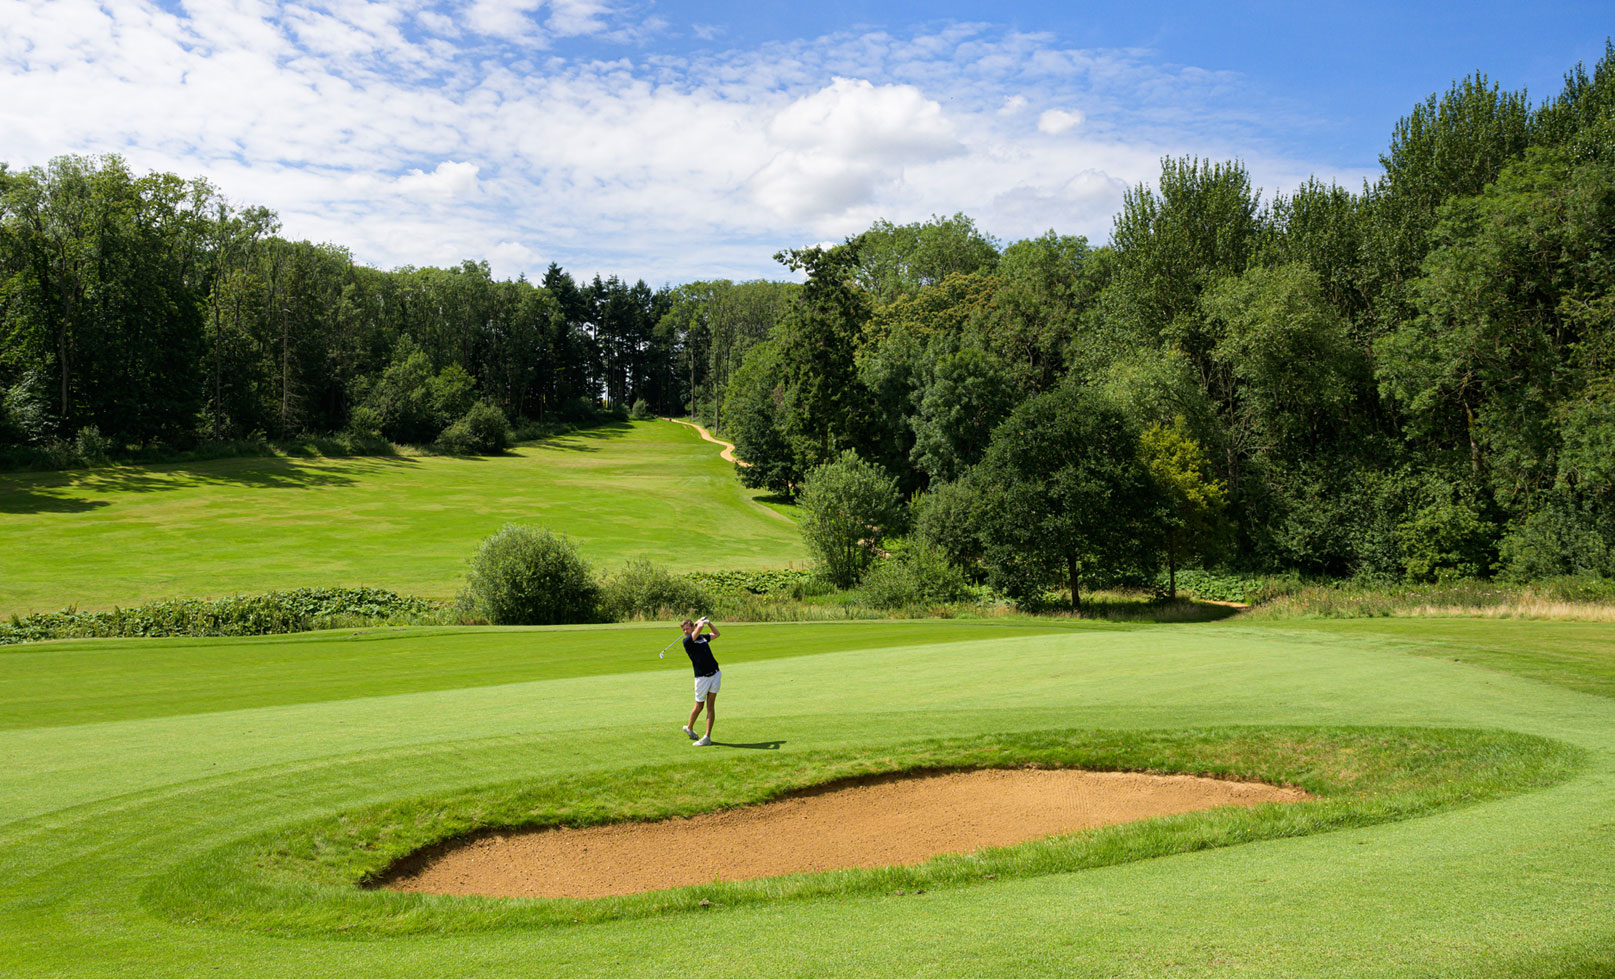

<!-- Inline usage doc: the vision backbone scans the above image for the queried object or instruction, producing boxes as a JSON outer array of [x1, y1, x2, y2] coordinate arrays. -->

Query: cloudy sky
[[1, 1, 1606, 283]]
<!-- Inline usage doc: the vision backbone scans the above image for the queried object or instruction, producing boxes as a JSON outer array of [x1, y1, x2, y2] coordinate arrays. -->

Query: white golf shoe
[[682, 725, 698, 740], [692, 735, 712, 747]]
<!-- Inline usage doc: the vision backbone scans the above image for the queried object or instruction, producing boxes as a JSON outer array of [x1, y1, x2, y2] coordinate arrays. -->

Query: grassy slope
[[1241, 617, 1615, 699], [1, 618, 1613, 977], [0, 419, 806, 616]]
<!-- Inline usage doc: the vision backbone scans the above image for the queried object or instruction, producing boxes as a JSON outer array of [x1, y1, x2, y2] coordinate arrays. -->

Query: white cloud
[[395, 160, 482, 198], [464, 0, 544, 38], [0, 4, 1361, 282], [1037, 107, 1085, 135]]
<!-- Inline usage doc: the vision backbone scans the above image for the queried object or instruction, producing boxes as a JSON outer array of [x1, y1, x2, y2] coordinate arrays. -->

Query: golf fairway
[[0, 419, 806, 616], [2, 617, 1612, 977]]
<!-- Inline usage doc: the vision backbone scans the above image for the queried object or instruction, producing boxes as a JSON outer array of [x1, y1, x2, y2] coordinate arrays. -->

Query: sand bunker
[[379, 769, 1310, 899]]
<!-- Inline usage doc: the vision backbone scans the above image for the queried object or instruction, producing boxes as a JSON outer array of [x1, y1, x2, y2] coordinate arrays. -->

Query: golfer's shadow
[[712, 739, 786, 750]]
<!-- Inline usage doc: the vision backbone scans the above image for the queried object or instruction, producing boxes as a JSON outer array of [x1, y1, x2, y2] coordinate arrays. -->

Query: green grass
[[3, 618, 1614, 976], [1243, 617, 1615, 699], [157, 726, 1576, 936], [0, 419, 807, 616]]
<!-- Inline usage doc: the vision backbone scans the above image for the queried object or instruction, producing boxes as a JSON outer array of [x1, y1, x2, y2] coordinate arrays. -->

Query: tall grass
[[1247, 576, 1615, 620]]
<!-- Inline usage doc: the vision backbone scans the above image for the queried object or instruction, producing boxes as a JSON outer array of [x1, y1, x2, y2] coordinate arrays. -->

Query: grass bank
[[0, 419, 806, 616], [153, 725, 1578, 935]]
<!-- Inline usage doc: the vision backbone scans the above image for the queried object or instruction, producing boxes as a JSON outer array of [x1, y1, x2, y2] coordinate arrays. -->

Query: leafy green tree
[[772, 243, 878, 477], [973, 387, 1165, 609], [358, 336, 476, 444], [723, 339, 796, 494], [1139, 417, 1229, 597], [1104, 157, 1264, 365], [1202, 263, 1365, 460], [911, 477, 988, 577], [852, 213, 999, 304], [979, 231, 1105, 389], [1376, 146, 1615, 507], [796, 450, 903, 587], [909, 346, 1018, 482]]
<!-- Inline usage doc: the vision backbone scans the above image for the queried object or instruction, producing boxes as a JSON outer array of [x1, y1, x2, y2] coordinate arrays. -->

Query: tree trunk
[[1167, 533, 1177, 600], [1067, 554, 1080, 613]]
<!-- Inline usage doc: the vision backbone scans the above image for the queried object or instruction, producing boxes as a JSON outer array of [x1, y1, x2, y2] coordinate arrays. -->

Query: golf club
[[657, 616, 708, 659]]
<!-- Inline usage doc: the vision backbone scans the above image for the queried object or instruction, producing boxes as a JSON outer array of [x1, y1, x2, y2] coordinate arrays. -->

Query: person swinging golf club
[[680, 617, 721, 746]]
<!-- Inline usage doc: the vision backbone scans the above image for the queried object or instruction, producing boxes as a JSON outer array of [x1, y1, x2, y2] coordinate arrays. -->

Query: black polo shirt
[[683, 634, 719, 677]]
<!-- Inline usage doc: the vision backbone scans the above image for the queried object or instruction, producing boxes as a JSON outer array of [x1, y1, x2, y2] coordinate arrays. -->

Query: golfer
[[679, 617, 721, 747]]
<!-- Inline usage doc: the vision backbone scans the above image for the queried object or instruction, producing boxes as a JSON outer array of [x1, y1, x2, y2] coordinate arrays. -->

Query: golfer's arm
[[707, 622, 721, 638]]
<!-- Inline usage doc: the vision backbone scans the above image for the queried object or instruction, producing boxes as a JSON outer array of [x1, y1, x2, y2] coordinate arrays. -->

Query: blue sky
[[1, 1, 1607, 283]]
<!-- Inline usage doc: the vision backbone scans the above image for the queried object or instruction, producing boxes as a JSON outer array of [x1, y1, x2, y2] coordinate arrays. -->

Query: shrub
[[0, 588, 436, 645], [797, 450, 903, 588], [436, 402, 510, 455], [599, 559, 712, 621], [628, 398, 653, 420], [911, 479, 986, 578], [72, 425, 114, 465], [465, 525, 600, 625], [1156, 568, 1264, 604], [859, 542, 973, 609], [685, 569, 812, 595]]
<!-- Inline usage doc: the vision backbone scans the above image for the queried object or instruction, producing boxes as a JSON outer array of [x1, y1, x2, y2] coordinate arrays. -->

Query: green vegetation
[[796, 450, 903, 587], [2, 618, 1612, 976], [598, 558, 714, 621], [7, 49, 1615, 597], [465, 524, 601, 625], [162, 727, 1575, 935], [0, 587, 437, 645], [0, 420, 807, 616]]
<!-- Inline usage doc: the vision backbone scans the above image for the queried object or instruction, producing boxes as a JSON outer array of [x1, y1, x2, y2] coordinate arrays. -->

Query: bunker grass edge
[[142, 725, 1585, 938]]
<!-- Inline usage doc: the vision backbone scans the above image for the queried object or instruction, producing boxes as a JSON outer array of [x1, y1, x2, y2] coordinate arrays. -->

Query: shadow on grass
[[49, 455, 424, 495], [529, 420, 635, 453], [0, 490, 111, 514], [711, 740, 786, 750], [1027, 594, 1247, 624]]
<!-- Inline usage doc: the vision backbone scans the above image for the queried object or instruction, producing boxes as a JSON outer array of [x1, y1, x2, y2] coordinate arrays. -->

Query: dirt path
[[663, 418, 746, 466], [379, 768, 1309, 899]]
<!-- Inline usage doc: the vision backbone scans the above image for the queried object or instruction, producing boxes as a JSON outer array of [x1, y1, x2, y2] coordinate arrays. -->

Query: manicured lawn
[[0, 420, 807, 616], [1, 617, 1612, 976]]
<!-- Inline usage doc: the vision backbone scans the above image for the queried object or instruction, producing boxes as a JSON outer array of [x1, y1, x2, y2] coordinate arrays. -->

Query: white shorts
[[694, 671, 722, 702]]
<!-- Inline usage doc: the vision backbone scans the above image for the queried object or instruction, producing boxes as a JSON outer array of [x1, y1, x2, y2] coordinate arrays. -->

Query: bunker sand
[[380, 769, 1311, 899]]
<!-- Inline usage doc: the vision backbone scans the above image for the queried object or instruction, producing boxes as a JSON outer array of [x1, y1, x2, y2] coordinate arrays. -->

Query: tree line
[[0, 157, 692, 452], [720, 46, 1615, 596]]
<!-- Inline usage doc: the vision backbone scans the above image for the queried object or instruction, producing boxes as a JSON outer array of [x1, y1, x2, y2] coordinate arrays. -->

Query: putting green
[[1, 617, 1612, 977], [0, 420, 807, 616]]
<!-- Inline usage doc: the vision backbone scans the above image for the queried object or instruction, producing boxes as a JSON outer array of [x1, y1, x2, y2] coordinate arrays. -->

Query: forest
[[3, 45, 1614, 593]]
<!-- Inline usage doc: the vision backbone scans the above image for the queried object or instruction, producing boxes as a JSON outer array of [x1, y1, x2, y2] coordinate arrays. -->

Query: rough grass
[[0, 419, 807, 616], [1246, 577, 1615, 621], [148, 726, 1579, 936]]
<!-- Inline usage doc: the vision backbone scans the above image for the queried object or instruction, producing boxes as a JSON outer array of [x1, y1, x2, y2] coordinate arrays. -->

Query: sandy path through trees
[[664, 417, 746, 465]]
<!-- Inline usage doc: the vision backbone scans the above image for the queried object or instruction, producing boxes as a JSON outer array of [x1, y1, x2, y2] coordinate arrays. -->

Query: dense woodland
[[4, 46, 1615, 590]]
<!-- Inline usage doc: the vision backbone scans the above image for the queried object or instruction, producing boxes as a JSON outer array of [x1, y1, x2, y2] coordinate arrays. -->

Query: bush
[[0, 588, 436, 645], [911, 479, 986, 577], [465, 525, 600, 625], [436, 401, 510, 454], [1156, 568, 1264, 604], [859, 542, 974, 609], [686, 569, 812, 595], [797, 450, 904, 588], [629, 398, 653, 420], [599, 559, 712, 621]]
